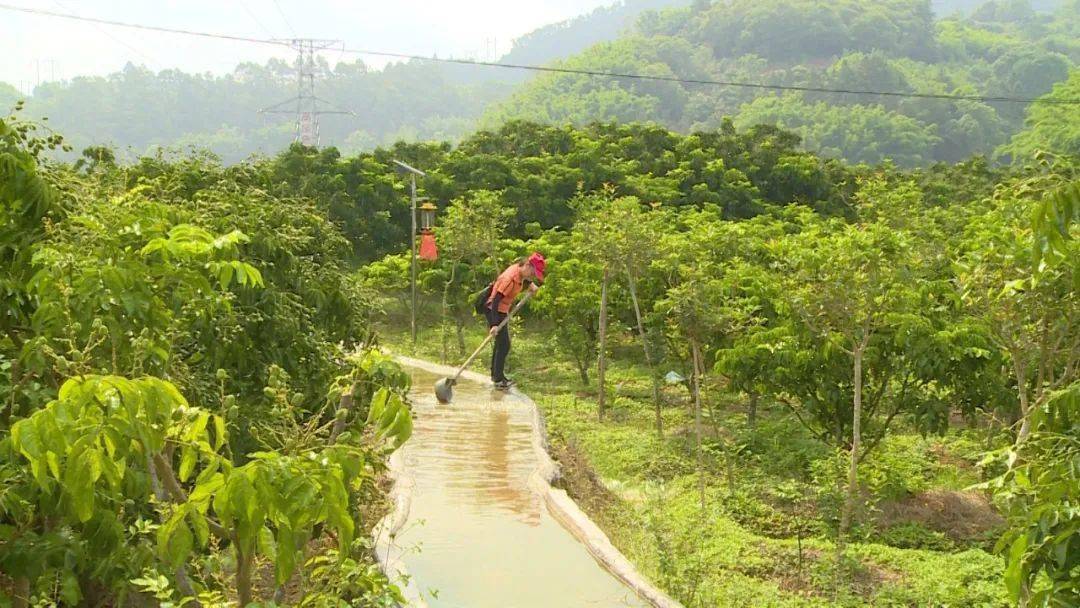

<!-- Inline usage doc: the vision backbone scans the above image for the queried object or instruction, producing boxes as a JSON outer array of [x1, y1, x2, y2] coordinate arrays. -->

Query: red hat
[[528, 252, 546, 282]]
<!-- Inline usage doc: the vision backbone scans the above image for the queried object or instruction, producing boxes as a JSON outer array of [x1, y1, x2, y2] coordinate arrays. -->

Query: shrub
[[877, 522, 956, 551]]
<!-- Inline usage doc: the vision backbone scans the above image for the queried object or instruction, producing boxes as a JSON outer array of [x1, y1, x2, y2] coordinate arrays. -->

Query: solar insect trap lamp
[[418, 200, 439, 261]]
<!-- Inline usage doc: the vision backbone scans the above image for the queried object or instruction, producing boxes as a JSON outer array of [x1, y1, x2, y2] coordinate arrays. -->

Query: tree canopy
[[488, 0, 1079, 166], [3, 0, 1076, 166]]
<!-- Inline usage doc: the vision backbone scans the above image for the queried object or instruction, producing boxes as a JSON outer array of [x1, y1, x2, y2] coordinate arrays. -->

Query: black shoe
[[494, 379, 514, 390]]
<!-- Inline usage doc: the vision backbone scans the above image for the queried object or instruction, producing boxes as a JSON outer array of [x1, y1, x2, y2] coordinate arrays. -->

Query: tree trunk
[[146, 454, 203, 606], [440, 313, 449, 364], [12, 577, 29, 608], [839, 346, 864, 553], [1013, 355, 1033, 445], [725, 450, 736, 495], [625, 268, 662, 437], [577, 361, 590, 386], [330, 382, 360, 443], [707, 395, 721, 436], [598, 268, 609, 420], [455, 317, 466, 354], [691, 339, 706, 512], [4, 359, 19, 426], [236, 542, 254, 607], [748, 390, 758, 429], [440, 262, 458, 365]]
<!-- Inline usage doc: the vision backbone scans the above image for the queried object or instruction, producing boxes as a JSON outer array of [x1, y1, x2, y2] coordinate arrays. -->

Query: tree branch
[[152, 452, 228, 540], [330, 381, 361, 443], [146, 453, 203, 607], [775, 394, 831, 445]]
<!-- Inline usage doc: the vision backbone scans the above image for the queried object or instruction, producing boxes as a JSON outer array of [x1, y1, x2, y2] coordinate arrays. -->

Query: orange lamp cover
[[419, 232, 438, 261]]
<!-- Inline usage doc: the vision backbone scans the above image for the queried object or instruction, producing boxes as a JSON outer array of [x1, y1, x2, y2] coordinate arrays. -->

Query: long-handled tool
[[435, 291, 533, 404]]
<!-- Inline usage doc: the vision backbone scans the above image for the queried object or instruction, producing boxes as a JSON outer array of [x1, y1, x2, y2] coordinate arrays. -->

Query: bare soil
[[877, 489, 1004, 544], [550, 438, 622, 523]]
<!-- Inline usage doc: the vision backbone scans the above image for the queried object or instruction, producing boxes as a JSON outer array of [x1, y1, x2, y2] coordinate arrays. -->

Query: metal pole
[[410, 174, 418, 351]]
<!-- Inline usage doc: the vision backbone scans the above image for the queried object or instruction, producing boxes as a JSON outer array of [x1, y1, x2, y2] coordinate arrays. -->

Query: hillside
[[500, 0, 691, 71], [0, 0, 688, 163], [2, 73, 1077, 606], [4, 0, 1075, 166], [487, 0, 1079, 166], [933, 0, 1062, 13], [351, 119, 1076, 606], [7, 57, 511, 164], [2, 0, 1078, 604]]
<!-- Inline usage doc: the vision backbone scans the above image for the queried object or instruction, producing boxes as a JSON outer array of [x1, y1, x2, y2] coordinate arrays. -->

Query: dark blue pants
[[485, 308, 510, 382]]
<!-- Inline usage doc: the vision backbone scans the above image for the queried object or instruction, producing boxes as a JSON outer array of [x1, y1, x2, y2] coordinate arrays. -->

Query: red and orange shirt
[[487, 263, 525, 314]]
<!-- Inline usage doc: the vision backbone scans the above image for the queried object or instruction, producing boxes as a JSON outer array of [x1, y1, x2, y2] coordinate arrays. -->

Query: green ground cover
[[380, 320, 1009, 607]]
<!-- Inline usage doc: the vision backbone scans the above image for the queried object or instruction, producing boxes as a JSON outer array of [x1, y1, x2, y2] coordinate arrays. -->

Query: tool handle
[[453, 290, 534, 381]]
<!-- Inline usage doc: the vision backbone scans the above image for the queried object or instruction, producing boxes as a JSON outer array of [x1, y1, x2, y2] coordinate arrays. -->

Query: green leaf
[[257, 526, 277, 564], [218, 263, 234, 289], [157, 508, 194, 569], [365, 388, 389, 426], [46, 451, 61, 480], [212, 415, 227, 451], [59, 571, 83, 606], [179, 446, 197, 482], [386, 408, 413, 448], [274, 527, 298, 585], [189, 510, 210, 548], [190, 471, 225, 505], [1004, 535, 1028, 601], [67, 467, 95, 522]]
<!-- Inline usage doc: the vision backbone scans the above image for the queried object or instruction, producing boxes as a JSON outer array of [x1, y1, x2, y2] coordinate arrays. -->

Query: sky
[[0, 0, 615, 92]]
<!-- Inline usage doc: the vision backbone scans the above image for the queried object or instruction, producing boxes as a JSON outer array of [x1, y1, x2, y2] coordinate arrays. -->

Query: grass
[[377, 310, 1009, 607]]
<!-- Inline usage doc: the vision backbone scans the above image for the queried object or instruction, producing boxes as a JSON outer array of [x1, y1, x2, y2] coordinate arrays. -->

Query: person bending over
[[484, 252, 545, 389]]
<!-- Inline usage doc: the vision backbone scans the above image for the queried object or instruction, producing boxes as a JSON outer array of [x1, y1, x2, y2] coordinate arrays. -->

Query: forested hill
[[0, 0, 688, 163], [2, 0, 1075, 165], [488, 0, 1079, 166], [933, 0, 1062, 13], [2, 58, 513, 163], [499, 0, 691, 71]]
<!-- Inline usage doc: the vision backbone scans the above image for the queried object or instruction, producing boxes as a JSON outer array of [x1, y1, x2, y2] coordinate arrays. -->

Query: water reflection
[[396, 367, 649, 608], [425, 396, 539, 524]]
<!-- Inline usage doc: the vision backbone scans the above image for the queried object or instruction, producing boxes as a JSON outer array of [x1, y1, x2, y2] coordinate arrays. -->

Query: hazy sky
[[1, 0, 614, 91]]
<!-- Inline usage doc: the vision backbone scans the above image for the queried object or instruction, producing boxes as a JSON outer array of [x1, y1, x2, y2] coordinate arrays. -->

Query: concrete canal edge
[[387, 355, 684, 608], [372, 446, 429, 607]]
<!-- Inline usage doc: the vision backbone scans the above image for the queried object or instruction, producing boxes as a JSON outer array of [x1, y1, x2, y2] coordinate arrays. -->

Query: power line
[[235, 0, 276, 39], [52, 0, 161, 69], [0, 2, 286, 48], [270, 0, 296, 37], [336, 48, 1080, 106], [3, 1, 1080, 106]]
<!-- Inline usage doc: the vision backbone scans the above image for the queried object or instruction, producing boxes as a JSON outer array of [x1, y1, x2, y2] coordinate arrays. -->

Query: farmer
[[485, 252, 545, 389]]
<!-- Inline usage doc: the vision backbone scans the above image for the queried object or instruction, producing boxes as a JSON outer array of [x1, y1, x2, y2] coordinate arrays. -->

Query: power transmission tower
[[258, 38, 353, 147]]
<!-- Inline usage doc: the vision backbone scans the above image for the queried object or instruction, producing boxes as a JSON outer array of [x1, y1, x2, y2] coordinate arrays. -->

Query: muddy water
[[396, 367, 649, 608]]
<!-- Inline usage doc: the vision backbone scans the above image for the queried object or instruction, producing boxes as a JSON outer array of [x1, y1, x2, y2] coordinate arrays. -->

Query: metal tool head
[[434, 377, 456, 404]]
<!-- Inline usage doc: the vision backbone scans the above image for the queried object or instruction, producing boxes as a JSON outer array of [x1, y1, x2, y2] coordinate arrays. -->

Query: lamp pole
[[392, 160, 426, 352], [409, 174, 417, 350]]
